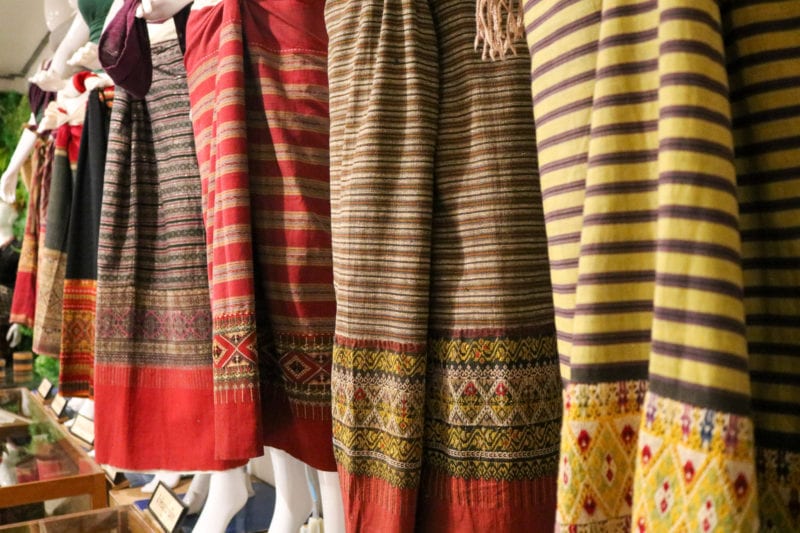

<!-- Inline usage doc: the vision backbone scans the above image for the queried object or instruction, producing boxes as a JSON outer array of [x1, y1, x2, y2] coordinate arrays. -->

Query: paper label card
[[148, 481, 188, 533], [70, 413, 95, 445], [49, 394, 67, 417], [37, 378, 54, 400]]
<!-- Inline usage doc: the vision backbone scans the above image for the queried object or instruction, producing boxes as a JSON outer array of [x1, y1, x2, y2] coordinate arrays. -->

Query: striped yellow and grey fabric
[[524, 0, 799, 530], [326, 0, 562, 528]]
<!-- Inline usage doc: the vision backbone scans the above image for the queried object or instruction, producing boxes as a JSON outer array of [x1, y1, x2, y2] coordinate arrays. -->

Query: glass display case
[[0, 388, 106, 525], [0, 506, 158, 533]]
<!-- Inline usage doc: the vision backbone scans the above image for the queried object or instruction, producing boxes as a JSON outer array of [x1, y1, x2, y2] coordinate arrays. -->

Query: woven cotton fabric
[[523, 0, 800, 530], [184, 0, 336, 470], [33, 122, 81, 358], [325, 0, 563, 528], [93, 41, 243, 471], [10, 136, 53, 328], [59, 88, 112, 397]]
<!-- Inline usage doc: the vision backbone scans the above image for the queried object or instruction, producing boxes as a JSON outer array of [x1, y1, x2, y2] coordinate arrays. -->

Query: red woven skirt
[[185, 0, 335, 469]]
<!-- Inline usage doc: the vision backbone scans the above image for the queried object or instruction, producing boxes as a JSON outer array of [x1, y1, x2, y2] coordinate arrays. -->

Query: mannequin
[[0, 203, 20, 369], [1, 0, 71, 202], [65, 0, 115, 70], [178, 448, 344, 533], [0, 203, 17, 245], [29, 14, 88, 90], [45, 0, 80, 46]]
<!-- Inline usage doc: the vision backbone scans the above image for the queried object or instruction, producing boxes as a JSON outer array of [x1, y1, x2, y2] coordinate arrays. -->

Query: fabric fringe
[[474, 0, 525, 60]]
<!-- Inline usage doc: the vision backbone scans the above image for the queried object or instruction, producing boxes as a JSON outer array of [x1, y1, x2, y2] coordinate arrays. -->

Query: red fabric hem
[[339, 470, 418, 533], [262, 387, 335, 471], [94, 364, 249, 471], [418, 471, 557, 532]]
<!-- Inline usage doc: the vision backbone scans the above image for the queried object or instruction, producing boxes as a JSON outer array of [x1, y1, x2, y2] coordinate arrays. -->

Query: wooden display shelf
[[0, 388, 107, 513]]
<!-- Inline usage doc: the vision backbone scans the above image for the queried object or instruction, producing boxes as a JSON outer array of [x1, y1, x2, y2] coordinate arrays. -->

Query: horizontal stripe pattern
[[526, 0, 799, 529], [185, 0, 336, 470], [93, 41, 239, 472], [727, 0, 800, 468], [328, 0, 560, 529], [10, 137, 53, 328]]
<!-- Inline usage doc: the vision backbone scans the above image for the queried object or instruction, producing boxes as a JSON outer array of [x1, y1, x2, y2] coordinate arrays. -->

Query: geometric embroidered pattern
[[59, 278, 97, 397], [633, 391, 758, 532], [557, 383, 760, 532], [213, 314, 259, 403], [274, 333, 333, 414], [33, 247, 67, 358], [333, 332, 561, 489], [557, 380, 646, 532], [425, 334, 561, 481]]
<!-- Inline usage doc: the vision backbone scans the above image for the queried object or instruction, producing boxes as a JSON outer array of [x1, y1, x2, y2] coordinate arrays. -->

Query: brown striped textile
[[59, 87, 112, 397], [184, 0, 336, 470], [93, 41, 243, 471], [523, 0, 800, 530], [326, 0, 563, 528], [10, 135, 54, 328]]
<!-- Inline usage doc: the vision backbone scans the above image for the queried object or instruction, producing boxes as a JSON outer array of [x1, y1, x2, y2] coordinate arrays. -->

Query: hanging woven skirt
[[184, 0, 336, 470], [93, 40, 244, 471], [325, 0, 563, 528], [10, 134, 54, 327], [522, 0, 800, 530], [33, 122, 81, 358], [59, 87, 113, 397]]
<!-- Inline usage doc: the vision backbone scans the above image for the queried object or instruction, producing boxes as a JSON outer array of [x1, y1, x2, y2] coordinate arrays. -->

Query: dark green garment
[[78, 0, 114, 43]]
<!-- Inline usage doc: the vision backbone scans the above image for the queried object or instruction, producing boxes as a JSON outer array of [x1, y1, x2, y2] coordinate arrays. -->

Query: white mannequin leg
[[267, 447, 313, 533], [141, 471, 182, 493], [184, 473, 211, 515], [192, 467, 249, 533], [318, 470, 345, 533]]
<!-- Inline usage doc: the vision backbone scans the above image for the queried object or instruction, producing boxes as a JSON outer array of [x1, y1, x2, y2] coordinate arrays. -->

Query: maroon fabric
[[27, 83, 55, 120], [98, 0, 151, 99]]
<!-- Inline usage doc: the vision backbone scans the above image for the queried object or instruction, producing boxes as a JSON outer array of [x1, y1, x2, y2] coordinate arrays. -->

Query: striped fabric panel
[[526, 0, 799, 530], [185, 0, 336, 469], [726, 0, 800, 453], [327, 0, 439, 349], [93, 41, 246, 472], [528, 0, 750, 402], [59, 89, 111, 398], [725, 4, 800, 528], [328, 0, 561, 529]]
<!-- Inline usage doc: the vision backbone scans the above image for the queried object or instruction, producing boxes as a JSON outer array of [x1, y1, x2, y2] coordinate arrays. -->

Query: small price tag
[[37, 378, 54, 400], [70, 413, 95, 445], [148, 481, 188, 533], [49, 394, 67, 418]]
